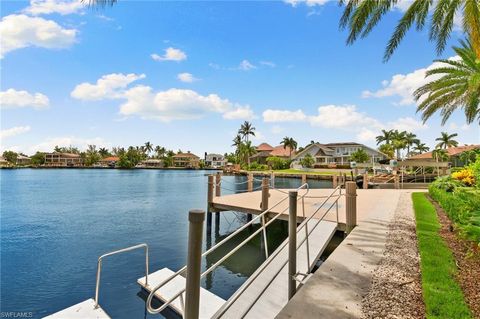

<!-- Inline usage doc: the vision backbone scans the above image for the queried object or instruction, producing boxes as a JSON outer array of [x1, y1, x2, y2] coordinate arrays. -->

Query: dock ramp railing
[[145, 182, 311, 315]]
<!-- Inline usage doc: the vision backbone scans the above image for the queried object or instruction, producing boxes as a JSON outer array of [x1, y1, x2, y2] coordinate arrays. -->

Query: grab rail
[[95, 243, 149, 308], [146, 183, 310, 315]]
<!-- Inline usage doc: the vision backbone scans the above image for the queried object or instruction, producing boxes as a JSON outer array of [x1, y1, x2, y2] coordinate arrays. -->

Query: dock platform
[[43, 299, 110, 319]]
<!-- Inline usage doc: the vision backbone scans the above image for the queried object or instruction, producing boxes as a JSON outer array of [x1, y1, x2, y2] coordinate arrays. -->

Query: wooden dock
[[43, 299, 110, 319], [137, 268, 225, 318]]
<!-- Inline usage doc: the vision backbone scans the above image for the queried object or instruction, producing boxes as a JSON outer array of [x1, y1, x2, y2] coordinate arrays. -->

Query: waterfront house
[[173, 152, 200, 168], [249, 143, 295, 164], [292, 142, 387, 167], [205, 154, 226, 168], [16, 154, 31, 166], [142, 159, 164, 168], [99, 156, 119, 167], [44, 152, 83, 167], [406, 144, 480, 167], [0, 156, 10, 167]]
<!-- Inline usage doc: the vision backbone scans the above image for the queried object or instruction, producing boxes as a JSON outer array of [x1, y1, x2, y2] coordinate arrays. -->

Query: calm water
[[0, 169, 330, 318]]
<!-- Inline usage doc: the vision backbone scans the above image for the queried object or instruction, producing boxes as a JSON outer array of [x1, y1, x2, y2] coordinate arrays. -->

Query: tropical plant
[[154, 145, 166, 159], [432, 148, 449, 162], [404, 132, 419, 156], [98, 147, 110, 158], [144, 142, 153, 156], [459, 149, 480, 165], [414, 40, 480, 125], [378, 143, 394, 159], [2, 151, 18, 164], [266, 156, 291, 170], [299, 153, 315, 168], [375, 129, 394, 145], [238, 121, 256, 142], [280, 137, 298, 158], [30, 152, 46, 165], [350, 149, 369, 163], [452, 168, 475, 186], [435, 132, 459, 149], [390, 130, 407, 159], [413, 141, 430, 154], [85, 144, 101, 166], [339, 0, 480, 61], [239, 140, 256, 166]]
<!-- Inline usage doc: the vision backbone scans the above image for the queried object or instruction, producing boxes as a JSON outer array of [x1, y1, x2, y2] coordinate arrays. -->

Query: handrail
[[212, 186, 343, 318], [146, 183, 310, 315], [95, 243, 149, 308]]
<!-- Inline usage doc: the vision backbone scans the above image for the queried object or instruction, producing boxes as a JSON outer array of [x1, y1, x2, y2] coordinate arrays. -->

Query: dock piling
[[207, 175, 214, 233], [345, 181, 357, 234], [332, 174, 337, 188], [247, 173, 253, 192], [185, 209, 205, 319], [288, 191, 298, 300], [215, 172, 221, 197], [301, 174, 307, 185], [363, 173, 368, 189], [261, 177, 269, 211]]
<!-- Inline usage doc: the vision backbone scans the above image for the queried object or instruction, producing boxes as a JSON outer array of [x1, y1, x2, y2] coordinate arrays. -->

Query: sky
[[1, 0, 479, 156]]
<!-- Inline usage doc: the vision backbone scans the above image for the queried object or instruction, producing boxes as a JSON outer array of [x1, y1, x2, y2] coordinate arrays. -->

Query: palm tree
[[413, 142, 429, 154], [339, 0, 480, 60], [435, 132, 459, 149], [239, 140, 256, 166], [391, 130, 407, 159], [280, 137, 298, 158], [375, 129, 394, 145], [238, 121, 256, 142], [404, 132, 419, 157], [144, 142, 153, 156], [414, 40, 480, 125], [432, 148, 449, 162], [98, 147, 110, 158]]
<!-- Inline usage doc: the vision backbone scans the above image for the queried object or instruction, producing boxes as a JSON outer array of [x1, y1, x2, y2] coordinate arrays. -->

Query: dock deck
[[43, 299, 110, 319]]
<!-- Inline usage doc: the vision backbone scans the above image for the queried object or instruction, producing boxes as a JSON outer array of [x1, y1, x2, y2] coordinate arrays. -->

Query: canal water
[[1, 169, 330, 318]]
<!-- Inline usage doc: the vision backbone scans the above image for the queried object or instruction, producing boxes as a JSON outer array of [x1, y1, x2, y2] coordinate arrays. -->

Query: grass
[[247, 168, 349, 175], [412, 192, 472, 319]]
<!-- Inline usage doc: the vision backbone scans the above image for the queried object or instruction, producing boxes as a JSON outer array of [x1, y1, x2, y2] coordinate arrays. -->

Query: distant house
[[406, 145, 480, 167], [249, 143, 295, 164], [0, 157, 10, 167], [16, 154, 31, 166], [173, 152, 200, 168], [44, 152, 83, 167], [205, 154, 226, 168], [142, 159, 164, 168], [292, 142, 387, 166], [99, 156, 119, 167]]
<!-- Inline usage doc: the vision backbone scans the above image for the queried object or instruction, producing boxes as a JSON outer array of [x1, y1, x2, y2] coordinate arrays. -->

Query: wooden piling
[[332, 174, 338, 188], [207, 175, 214, 232], [215, 172, 221, 197], [247, 173, 253, 192], [345, 181, 357, 234], [363, 173, 368, 189], [261, 177, 270, 211], [185, 209, 205, 319], [301, 174, 307, 185], [288, 191, 298, 300]]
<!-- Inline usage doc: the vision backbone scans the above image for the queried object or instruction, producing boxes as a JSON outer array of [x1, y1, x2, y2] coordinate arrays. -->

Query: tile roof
[[100, 156, 120, 162], [256, 143, 274, 151], [173, 152, 199, 158], [408, 145, 480, 159]]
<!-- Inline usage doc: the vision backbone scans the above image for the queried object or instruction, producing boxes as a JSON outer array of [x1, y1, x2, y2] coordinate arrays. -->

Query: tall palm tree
[[280, 137, 298, 158], [98, 147, 110, 158], [154, 145, 166, 158], [391, 130, 407, 159], [414, 40, 480, 125], [404, 132, 419, 156], [413, 142, 429, 154], [239, 141, 256, 166], [238, 121, 256, 142], [339, 0, 480, 60], [435, 132, 459, 149], [144, 142, 153, 155], [432, 148, 449, 162], [375, 129, 394, 145]]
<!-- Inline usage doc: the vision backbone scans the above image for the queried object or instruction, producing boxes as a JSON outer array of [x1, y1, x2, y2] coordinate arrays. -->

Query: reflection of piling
[[345, 182, 357, 234], [207, 175, 214, 234], [185, 209, 205, 319]]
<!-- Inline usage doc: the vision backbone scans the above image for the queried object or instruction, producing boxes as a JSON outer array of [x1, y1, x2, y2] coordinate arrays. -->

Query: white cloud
[[119, 87, 245, 122], [388, 117, 428, 132], [0, 89, 49, 109], [271, 125, 284, 134], [177, 72, 198, 83], [0, 14, 77, 58], [24, 0, 84, 16], [251, 130, 265, 142], [356, 128, 377, 143], [71, 73, 145, 100], [362, 56, 461, 106], [309, 104, 380, 128], [223, 105, 255, 120], [285, 0, 329, 7], [263, 109, 307, 122], [238, 60, 256, 71], [260, 61, 276, 68], [151, 47, 187, 62], [30, 136, 109, 153], [0, 126, 31, 139]]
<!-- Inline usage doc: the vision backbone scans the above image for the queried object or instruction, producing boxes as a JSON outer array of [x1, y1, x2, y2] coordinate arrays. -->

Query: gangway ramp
[[215, 219, 337, 319]]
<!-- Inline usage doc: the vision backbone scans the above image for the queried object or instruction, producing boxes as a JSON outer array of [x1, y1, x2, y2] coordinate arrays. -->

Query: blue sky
[[1, 0, 478, 156]]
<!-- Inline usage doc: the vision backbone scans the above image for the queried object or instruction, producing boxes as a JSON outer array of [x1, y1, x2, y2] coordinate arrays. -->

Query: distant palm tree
[[432, 148, 449, 162], [375, 129, 394, 145], [144, 142, 153, 155], [413, 142, 429, 154], [98, 147, 110, 158], [435, 132, 459, 149], [339, 0, 480, 60], [280, 137, 297, 158], [414, 40, 480, 125], [404, 132, 419, 156], [238, 121, 256, 142], [391, 130, 407, 159], [240, 140, 256, 166], [154, 145, 166, 158]]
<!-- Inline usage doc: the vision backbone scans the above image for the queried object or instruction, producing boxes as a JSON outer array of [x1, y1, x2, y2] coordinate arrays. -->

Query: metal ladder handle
[[95, 243, 149, 308]]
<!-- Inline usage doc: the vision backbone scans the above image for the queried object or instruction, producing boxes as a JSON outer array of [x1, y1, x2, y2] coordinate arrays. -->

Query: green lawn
[[412, 192, 472, 319], [247, 169, 345, 175]]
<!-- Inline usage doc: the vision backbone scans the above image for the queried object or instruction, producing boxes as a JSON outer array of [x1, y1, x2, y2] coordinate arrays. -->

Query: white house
[[205, 153, 226, 168], [292, 142, 387, 166]]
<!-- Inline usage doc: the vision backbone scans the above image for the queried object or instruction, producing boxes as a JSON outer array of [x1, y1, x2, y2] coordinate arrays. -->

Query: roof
[[270, 145, 295, 157], [17, 154, 31, 160], [173, 152, 199, 159], [408, 145, 480, 160], [325, 142, 362, 147], [143, 159, 163, 163], [293, 143, 334, 160], [100, 156, 120, 162], [256, 143, 274, 151], [46, 152, 81, 158]]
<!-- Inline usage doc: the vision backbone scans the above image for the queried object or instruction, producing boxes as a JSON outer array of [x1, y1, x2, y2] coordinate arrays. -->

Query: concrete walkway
[[276, 190, 422, 319]]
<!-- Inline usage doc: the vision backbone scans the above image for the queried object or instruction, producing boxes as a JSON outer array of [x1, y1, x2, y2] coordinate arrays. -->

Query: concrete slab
[[43, 299, 110, 319]]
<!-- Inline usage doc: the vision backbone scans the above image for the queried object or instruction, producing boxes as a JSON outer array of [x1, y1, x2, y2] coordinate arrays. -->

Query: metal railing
[[212, 186, 343, 318], [145, 183, 311, 315], [95, 243, 149, 308]]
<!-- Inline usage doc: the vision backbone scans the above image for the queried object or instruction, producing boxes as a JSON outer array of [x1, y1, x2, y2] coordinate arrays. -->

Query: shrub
[[299, 154, 314, 168], [266, 156, 291, 170], [246, 161, 268, 171], [451, 168, 475, 186]]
